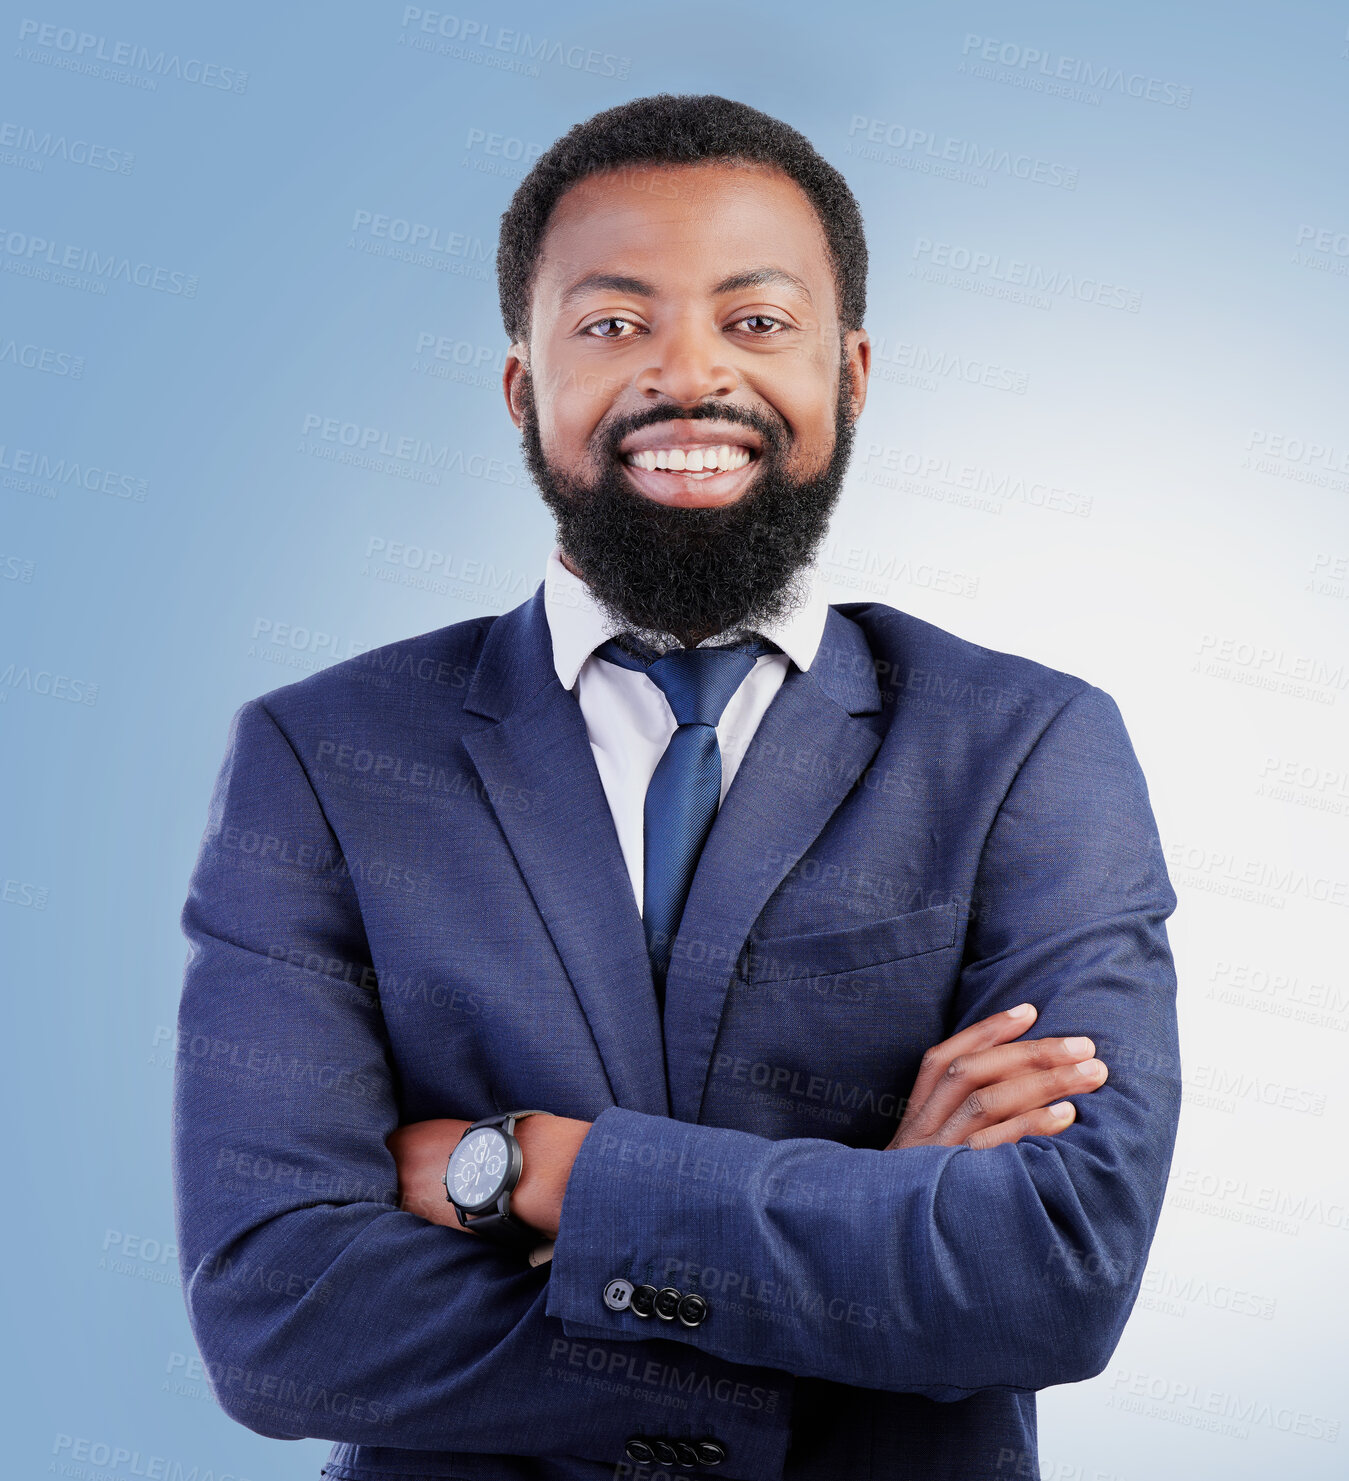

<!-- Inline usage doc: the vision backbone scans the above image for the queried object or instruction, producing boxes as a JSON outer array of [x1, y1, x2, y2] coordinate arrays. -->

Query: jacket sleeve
[[545, 684, 1182, 1397], [172, 698, 794, 1480]]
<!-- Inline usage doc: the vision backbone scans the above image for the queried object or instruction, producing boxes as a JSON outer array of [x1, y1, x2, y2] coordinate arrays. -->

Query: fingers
[[904, 1002, 1040, 1120], [965, 1101, 1077, 1151], [910, 1035, 1101, 1141], [936, 1058, 1108, 1145]]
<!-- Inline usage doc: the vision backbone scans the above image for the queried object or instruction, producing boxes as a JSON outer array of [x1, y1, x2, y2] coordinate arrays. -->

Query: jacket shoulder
[[244, 612, 497, 734], [836, 600, 1096, 725]]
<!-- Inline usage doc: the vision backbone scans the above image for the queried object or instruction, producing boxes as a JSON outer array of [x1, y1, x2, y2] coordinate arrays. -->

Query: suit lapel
[[661, 607, 885, 1124], [460, 587, 669, 1117]]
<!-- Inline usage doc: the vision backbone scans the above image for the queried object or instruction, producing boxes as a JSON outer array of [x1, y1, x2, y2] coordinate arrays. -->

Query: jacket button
[[603, 1277, 633, 1312], [673, 1439, 699, 1467], [624, 1438, 655, 1462], [695, 1438, 727, 1466], [629, 1283, 657, 1317], [653, 1285, 682, 1320], [676, 1292, 708, 1327], [651, 1439, 678, 1465]]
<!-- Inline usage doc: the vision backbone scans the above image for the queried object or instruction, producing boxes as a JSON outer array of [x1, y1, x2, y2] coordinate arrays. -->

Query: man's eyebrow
[[558, 266, 814, 307], [712, 267, 814, 304], [559, 272, 655, 307]]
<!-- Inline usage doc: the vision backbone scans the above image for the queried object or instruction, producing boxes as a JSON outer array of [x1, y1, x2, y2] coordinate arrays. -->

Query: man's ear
[[502, 344, 529, 430], [843, 328, 870, 423]]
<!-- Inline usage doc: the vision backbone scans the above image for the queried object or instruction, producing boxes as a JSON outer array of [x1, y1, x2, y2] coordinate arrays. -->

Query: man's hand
[[886, 1003, 1107, 1151], [386, 1114, 592, 1240]]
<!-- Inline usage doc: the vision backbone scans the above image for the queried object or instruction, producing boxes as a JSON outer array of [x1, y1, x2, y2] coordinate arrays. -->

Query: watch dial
[[447, 1127, 509, 1211]]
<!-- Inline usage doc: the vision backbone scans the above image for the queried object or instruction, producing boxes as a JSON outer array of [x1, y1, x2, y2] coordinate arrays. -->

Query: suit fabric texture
[[172, 584, 1181, 1481]]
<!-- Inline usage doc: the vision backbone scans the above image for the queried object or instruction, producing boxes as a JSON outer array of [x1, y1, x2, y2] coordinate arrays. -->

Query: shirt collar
[[543, 545, 829, 690]]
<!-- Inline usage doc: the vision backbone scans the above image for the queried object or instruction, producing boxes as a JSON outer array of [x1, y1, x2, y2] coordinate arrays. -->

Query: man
[[173, 95, 1180, 1481]]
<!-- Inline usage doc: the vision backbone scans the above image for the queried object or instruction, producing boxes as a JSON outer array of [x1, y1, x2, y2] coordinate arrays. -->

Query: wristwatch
[[443, 1110, 550, 1247]]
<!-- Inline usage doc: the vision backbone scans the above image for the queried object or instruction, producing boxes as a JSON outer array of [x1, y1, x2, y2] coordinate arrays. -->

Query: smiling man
[[173, 96, 1181, 1481], [510, 155, 862, 652]]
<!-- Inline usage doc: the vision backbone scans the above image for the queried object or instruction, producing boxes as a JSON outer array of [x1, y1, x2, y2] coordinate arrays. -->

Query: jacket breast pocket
[[744, 899, 958, 983], [703, 902, 960, 1147]]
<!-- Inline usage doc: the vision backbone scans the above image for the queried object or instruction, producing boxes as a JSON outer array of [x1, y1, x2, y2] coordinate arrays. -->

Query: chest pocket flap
[[745, 899, 959, 983]]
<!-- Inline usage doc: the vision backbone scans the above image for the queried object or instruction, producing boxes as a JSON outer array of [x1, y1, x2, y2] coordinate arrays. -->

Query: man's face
[[503, 160, 870, 642]]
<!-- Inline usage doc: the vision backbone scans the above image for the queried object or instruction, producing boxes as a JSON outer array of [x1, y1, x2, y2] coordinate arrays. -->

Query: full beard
[[517, 351, 856, 644]]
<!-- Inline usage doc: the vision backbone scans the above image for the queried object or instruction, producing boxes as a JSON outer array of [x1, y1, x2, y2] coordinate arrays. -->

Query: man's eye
[[583, 317, 640, 339], [733, 314, 786, 335]]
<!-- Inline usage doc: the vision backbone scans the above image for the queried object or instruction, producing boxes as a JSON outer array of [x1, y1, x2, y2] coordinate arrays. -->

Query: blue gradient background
[[3, 3, 1346, 1478]]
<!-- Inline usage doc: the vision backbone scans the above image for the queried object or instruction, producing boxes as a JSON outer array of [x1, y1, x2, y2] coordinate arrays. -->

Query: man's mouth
[[615, 422, 765, 506], [622, 443, 755, 478], [617, 445, 762, 506]]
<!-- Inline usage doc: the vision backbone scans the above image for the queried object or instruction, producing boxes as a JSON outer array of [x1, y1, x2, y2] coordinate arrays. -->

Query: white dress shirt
[[543, 546, 829, 916]]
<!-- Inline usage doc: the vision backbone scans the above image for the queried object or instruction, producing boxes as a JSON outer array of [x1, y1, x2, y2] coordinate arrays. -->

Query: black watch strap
[[493, 1109, 548, 1134], [462, 1206, 544, 1247]]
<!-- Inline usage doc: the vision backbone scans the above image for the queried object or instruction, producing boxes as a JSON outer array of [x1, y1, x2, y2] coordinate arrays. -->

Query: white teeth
[[625, 445, 753, 473]]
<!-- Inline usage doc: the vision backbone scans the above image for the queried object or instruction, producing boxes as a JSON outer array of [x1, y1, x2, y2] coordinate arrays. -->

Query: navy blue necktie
[[596, 635, 776, 996]]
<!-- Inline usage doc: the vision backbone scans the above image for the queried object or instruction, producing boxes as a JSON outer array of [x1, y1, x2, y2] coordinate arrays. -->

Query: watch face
[[446, 1126, 511, 1213]]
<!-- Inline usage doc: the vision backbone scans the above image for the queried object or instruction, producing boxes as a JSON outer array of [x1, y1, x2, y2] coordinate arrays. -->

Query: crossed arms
[[388, 1002, 1114, 1240], [172, 686, 1180, 1479]]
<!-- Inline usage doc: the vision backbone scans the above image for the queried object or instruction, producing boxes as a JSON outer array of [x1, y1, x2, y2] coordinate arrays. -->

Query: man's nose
[[633, 318, 738, 404]]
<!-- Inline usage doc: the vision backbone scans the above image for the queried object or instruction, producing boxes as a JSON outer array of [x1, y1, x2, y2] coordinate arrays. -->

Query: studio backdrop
[[3, 3, 1345, 1479]]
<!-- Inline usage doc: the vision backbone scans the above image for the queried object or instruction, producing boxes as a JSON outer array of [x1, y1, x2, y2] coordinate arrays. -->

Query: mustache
[[599, 402, 788, 462]]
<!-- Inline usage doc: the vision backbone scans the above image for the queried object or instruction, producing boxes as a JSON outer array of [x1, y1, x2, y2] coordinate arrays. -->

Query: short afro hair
[[496, 93, 867, 344]]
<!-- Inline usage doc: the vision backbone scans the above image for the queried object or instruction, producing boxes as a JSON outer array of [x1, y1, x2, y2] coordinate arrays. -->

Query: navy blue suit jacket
[[172, 585, 1181, 1481]]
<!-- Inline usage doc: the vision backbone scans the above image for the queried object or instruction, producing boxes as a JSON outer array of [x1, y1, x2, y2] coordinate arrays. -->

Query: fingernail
[[1075, 1058, 1105, 1078], [1050, 1102, 1074, 1119], [1063, 1037, 1093, 1057], [1007, 1003, 1035, 1019]]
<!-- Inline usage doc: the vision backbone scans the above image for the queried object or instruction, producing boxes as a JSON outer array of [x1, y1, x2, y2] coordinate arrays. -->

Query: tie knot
[[646, 646, 758, 728], [595, 636, 775, 728]]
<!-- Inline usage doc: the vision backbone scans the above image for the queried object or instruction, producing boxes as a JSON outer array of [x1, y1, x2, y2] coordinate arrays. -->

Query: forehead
[[533, 160, 835, 315]]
